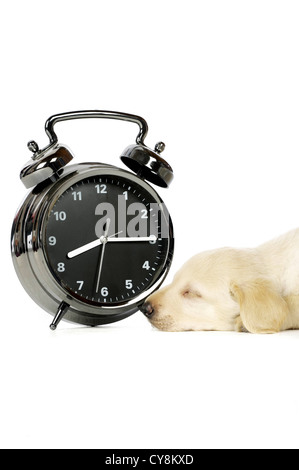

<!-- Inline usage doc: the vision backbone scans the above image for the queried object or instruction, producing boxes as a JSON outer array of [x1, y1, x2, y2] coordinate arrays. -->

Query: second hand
[[95, 219, 111, 294]]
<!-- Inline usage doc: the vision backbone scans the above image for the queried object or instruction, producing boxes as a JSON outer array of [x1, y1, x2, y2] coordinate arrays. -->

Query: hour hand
[[67, 238, 103, 259], [67, 229, 124, 259]]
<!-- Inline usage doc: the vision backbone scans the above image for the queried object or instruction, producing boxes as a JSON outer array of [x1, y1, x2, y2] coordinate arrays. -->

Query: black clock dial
[[44, 174, 171, 306]]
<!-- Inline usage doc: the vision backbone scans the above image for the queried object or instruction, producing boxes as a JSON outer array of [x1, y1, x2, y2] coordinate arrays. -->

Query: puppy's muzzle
[[140, 301, 155, 318]]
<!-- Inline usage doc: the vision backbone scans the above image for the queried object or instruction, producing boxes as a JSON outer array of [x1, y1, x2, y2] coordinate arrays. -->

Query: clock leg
[[49, 301, 70, 330]]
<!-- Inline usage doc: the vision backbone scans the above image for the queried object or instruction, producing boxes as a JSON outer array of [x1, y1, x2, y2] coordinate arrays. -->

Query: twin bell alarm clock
[[11, 111, 174, 329]]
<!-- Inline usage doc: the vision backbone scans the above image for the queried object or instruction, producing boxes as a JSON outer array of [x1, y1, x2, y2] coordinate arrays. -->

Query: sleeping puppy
[[140, 228, 299, 333]]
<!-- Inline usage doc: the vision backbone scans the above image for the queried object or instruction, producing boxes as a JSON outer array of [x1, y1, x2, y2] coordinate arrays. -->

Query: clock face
[[44, 174, 172, 306]]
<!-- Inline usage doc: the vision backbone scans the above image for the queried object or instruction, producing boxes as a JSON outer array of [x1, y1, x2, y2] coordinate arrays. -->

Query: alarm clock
[[11, 110, 174, 330]]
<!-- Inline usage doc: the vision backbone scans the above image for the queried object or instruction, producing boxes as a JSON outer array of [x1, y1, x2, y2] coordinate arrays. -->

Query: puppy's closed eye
[[182, 289, 202, 299]]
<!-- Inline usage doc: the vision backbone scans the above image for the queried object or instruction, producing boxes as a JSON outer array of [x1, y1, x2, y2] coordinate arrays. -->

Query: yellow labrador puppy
[[140, 228, 299, 333]]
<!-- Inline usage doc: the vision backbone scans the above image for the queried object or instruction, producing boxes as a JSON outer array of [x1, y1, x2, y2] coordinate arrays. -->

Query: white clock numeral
[[72, 191, 82, 201], [125, 279, 133, 289], [57, 262, 65, 272], [101, 287, 108, 297], [123, 190, 128, 200], [76, 280, 84, 291], [149, 235, 156, 244], [95, 184, 107, 194], [141, 209, 148, 219], [54, 211, 66, 221], [48, 236, 56, 246], [142, 261, 150, 270]]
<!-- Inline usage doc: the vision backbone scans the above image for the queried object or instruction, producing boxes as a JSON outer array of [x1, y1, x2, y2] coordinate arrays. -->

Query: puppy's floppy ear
[[230, 279, 288, 334]]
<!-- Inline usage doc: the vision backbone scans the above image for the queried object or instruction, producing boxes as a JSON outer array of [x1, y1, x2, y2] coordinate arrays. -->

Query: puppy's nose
[[140, 301, 154, 318]]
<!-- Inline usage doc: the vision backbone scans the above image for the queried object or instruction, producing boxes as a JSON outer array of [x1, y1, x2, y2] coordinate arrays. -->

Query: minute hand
[[108, 236, 157, 243]]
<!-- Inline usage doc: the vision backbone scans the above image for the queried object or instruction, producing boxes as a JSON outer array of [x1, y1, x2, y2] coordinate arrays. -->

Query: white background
[[1, 0, 299, 449]]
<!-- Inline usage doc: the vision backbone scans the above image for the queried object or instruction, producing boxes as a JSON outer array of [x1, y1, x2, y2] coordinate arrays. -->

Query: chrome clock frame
[[11, 163, 174, 328]]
